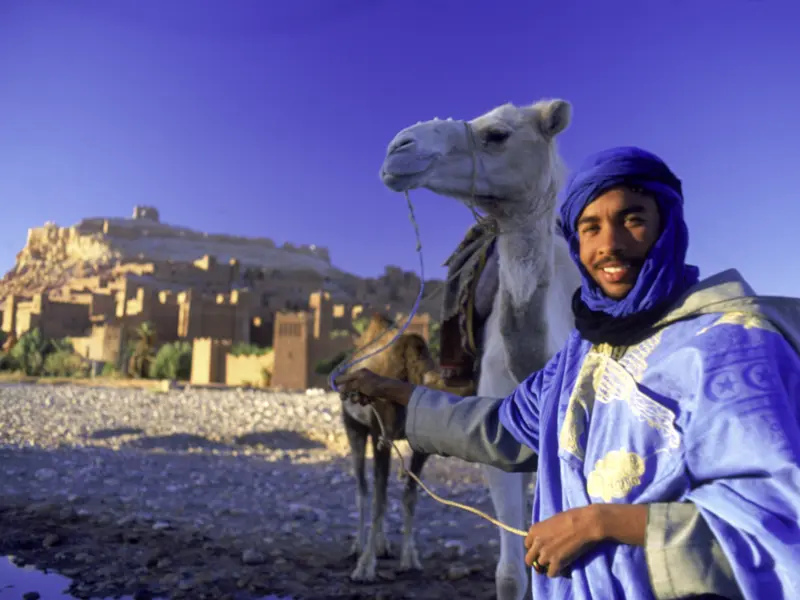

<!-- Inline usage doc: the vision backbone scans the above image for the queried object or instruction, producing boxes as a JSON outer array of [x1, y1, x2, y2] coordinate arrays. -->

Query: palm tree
[[128, 321, 157, 378]]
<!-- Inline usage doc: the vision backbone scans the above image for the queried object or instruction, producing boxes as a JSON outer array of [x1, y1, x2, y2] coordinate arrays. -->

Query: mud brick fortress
[[0, 206, 440, 389]]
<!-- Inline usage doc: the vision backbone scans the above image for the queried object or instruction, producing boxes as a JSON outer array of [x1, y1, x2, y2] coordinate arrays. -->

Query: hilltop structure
[[0, 206, 442, 387]]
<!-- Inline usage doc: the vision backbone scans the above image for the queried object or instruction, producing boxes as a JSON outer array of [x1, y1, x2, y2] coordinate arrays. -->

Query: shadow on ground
[[123, 433, 232, 452], [234, 430, 325, 450], [87, 428, 325, 453], [89, 427, 145, 440]]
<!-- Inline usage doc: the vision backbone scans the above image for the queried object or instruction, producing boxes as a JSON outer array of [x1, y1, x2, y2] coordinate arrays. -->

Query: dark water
[[0, 556, 293, 599], [0, 556, 97, 599]]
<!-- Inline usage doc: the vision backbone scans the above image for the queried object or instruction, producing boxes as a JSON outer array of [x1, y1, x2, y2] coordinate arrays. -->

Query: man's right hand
[[335, 369, 416, 407]]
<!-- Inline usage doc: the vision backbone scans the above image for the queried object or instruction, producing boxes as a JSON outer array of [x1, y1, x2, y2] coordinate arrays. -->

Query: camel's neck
[[495, 201, 556, 309], [492, 189, 559, 382]]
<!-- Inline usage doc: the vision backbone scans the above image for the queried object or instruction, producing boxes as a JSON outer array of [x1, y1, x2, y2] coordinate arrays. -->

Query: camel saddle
[[437, 222, 499, 393]]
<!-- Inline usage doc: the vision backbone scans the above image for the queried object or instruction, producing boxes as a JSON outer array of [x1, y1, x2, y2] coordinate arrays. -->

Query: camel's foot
[[495, 564, 529, 600], [399, 542, 423, 572], [350, 553, 378, 583]]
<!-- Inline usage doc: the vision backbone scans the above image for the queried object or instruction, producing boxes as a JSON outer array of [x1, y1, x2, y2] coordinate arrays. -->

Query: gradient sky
[[1, 0, 799, 296]]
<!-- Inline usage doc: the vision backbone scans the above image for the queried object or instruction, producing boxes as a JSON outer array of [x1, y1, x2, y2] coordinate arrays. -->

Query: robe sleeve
[[645, 502, 742, 600], [405, 351, 561, 472], [680, 320, 800, 598]]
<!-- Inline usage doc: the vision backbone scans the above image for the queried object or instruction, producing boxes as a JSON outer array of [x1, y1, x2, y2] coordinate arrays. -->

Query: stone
[[446, 563, 470, 580], [241, 549, 266, 565], [443, 539, 466, 558], [34, 468, 57, 481]]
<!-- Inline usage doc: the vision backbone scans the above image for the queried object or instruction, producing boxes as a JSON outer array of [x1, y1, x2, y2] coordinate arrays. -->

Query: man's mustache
[[593, 255, 645, 270]]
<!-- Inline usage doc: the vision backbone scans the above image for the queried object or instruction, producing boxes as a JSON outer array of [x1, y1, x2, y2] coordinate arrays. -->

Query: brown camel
[[340, 313, 435, 582]]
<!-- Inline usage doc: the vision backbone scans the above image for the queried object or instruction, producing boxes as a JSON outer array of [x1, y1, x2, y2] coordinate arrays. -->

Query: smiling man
[[336, 146, 800, 600], [577, 187, 660, 298]]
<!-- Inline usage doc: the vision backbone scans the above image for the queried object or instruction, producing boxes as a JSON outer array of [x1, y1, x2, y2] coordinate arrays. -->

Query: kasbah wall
[[1, 284, 430, 390], [191, 290, 431, 391], [0, 206, 432, 390]]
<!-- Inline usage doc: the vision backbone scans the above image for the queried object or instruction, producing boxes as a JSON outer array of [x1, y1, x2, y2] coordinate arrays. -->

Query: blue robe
[[407, 270, 800, 599]]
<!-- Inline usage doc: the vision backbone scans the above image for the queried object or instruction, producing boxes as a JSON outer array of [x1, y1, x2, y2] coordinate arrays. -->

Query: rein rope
[[329, 121, 527, 539]]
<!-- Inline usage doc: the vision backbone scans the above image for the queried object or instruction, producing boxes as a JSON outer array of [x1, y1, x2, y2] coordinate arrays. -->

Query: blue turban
[[558, 146, 700, 319]]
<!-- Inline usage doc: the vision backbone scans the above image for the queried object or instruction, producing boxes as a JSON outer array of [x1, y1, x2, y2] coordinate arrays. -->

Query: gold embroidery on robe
[[695, 311, 778, 337], [586, 449, 646, 502], [558, 330, 680, 463]]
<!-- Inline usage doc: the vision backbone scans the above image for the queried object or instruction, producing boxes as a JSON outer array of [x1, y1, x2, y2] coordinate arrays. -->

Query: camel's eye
[[483, 129, 511, 145]]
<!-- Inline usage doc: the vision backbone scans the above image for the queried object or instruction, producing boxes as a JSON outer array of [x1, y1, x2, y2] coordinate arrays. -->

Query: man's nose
[[596, 225, 627, 256]]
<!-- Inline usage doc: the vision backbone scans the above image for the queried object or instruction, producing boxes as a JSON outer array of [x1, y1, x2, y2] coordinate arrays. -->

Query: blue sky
[[1, 0, 799, 295]]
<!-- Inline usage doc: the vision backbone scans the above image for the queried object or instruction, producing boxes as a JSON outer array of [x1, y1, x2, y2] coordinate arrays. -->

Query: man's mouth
[[597, 262, 637, 285]]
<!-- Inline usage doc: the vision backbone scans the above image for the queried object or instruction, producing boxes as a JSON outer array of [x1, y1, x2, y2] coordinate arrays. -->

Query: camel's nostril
[[389, 137, 415, 154]]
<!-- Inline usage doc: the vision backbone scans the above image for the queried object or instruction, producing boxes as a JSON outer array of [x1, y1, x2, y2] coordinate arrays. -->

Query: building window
[[278, 323, 302, 337]]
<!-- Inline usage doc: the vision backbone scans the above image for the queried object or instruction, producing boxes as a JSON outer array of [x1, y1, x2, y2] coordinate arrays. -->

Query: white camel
[[379, 99, 581, 600]]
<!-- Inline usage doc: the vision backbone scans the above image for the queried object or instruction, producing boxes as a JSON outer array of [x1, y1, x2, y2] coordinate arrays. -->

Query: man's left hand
[[524, 505, 603, 578]]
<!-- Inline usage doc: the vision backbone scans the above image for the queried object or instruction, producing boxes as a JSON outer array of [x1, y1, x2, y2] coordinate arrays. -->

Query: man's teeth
[[603, 266, 627, 273]]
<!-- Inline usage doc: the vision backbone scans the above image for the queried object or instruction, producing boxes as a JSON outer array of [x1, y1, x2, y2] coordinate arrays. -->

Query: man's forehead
[[579, 187, 656, 216]]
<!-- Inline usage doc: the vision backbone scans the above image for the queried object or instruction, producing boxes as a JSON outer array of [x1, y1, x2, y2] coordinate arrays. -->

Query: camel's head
[[380, 99, 571, 218], [360, 313, 393, 342]]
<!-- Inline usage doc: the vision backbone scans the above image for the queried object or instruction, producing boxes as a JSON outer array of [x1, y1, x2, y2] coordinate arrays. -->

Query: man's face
[[577, 187, 662, 300]]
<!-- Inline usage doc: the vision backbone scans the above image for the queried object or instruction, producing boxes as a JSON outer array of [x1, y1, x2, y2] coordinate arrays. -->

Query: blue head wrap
[[558, 146, 700, 319]]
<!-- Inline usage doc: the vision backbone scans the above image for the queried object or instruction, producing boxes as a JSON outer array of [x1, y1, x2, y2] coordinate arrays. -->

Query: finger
[[546, 556, 562, 579], [524, 546, 537, 568], [524, 526, 537, 549], [339, 372, 369, 392], [532, 546, 559, 578], [539, 548, 571, 579], [524, 536, 542, 567]]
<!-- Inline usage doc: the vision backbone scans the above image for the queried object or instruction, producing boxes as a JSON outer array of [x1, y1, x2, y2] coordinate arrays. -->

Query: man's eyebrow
[[620, 204, 646, 217], [577, 204, 648, 227]]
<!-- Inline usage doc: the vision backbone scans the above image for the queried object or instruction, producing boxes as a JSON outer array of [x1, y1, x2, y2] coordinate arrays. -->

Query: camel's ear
[[530, 99, 572, 138]]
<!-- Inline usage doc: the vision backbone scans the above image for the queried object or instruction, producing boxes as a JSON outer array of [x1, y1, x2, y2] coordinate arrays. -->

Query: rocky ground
[[0, 383, 525, 599]]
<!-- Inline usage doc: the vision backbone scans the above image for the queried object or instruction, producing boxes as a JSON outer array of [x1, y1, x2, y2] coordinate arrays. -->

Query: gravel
[[0, 383, 508, 599]]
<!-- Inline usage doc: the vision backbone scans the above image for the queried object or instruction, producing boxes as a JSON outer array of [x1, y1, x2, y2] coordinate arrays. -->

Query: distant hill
[[0, 205, 444, 317]]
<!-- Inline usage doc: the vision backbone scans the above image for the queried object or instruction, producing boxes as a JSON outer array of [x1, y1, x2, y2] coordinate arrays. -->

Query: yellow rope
[[368, 404, 527, 538]]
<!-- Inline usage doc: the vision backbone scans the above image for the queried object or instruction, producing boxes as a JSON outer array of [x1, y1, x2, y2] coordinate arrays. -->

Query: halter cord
[[328, 122, 528, 539]]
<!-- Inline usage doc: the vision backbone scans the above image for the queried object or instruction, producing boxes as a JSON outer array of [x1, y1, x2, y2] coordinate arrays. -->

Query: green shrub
[[229, 343, 271, 357], [352, 316, 370, 335], [9, 329, 48, 376], [43, 349, 88, 378], [314, 350, 348, 376], [101, 362, 120, 377], [149, 341, 193, 380]]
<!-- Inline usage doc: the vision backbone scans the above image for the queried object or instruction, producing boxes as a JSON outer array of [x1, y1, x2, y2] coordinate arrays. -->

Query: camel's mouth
[[380, 164, 434, 193]]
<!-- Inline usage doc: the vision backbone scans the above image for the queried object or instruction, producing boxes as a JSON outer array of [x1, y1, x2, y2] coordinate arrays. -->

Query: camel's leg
[[351, 436, 392, 582], [484, 466, 533, 600], [399, 450, 429, 571], [343, 411, 369, 558]]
